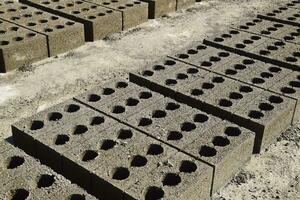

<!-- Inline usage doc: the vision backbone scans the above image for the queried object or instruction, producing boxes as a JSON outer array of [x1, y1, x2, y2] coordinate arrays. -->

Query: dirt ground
[[0, 0, 299, 199]]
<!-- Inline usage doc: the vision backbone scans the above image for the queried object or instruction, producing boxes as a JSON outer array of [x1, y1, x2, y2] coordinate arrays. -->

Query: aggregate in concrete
[[140, 0, 176, 19], [257, 5, 300, 27], [232, 17, 300, 45], [0, 1, 85, 56], [0, 19, 48, 73], [20, 0, 122, 41], [0, 141, 96, 200], [84, 0, 149, 30], [130, 61, 295, 152], [12, 99, 94, 156], [203, 29, 300, 72]]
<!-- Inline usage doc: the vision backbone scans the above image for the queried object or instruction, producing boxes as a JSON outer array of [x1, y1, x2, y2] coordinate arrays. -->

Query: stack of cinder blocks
[[8, 0, 300, 200]]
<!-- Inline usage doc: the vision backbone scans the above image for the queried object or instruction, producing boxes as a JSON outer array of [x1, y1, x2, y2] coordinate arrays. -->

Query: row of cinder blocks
[[0, 141, 96, 199], [12, 79, 255, 199]]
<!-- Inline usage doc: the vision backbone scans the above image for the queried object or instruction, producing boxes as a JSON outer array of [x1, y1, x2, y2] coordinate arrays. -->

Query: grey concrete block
[[203, 29, 300, 72], [176, 0, 195, 11], [12, 99, 92, 156], [84, 0, 149, 30], [232, 17, 300, 45], [141, 0, 176, 19], [184, 120, 254, 193], [20, 0, 122, 41], [0, 1, 85, 56], [124, 152, 213, 200], [0, 19, 48, 73]]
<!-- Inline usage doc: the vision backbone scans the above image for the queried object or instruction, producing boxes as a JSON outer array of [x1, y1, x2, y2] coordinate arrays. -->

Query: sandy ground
[[0, 0, 299, 199]]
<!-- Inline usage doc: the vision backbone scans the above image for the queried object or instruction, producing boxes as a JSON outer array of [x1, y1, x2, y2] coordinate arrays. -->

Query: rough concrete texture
[[203, 29, 300, 72], [176, 0, 196, 11], [12, 99, 93, 156], [232, 17, 300, 45], [141, 0, 177, 19], [0, 0, 85, 56], [0, 19, 48, 73], [20, 0, 122, 41], [84, 0, 149, 30], [257, 4, 300, 27], [0, 141, 96, 200], [124, 152, 213, 200]]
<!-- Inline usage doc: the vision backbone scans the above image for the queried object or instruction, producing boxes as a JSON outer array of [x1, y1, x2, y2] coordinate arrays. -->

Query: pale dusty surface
[[0, 0, 299, 199]]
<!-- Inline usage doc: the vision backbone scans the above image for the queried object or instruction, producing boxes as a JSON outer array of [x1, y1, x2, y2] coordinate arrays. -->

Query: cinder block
[[0, 19, 48, 73], [124, 152, 213, 200], [12, 99, 92, 156], [20, 0, 122, 41], [184, 120, 254, 193], [176, 0, 196, 11], [203, 29, 300, 72], [232, 17, 300, 45], [141, 0, 176, 19], [0, 1, 85, 56], [257, 5, 300, 27], [84, 0, 149, 30]]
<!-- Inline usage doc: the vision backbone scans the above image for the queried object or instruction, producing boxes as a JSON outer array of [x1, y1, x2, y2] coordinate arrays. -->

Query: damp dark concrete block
[[124, 152, 213, 200], [232, 17, 300, 45], [141, 0, 176, 19], [176, 0, 196, 10], [257, 5, 300, 27], [34, 110, 118, 172], [0, 1, 85, 57], [184, 120, 254, 193], [203, 29, 300, 72], [12, 99, 92, 156], [84, 0, 149, 30], [0, 19, 48, 73], [20, 0, 122, 41], [62, 124, 177, 199]]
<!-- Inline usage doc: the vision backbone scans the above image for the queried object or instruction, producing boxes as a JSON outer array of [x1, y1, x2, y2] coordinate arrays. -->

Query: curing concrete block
[[203, 29, 300, 72], [0, 19, 48, 73], [176, 0, 195, 10], [20, 0, 122, 41], [184, 120, 254, 193], [124, 152, 213, 200], [12, 99, 92, 156], [0, 1, 84, 56], [84, 0, 149, 30], [257, 6, 300, 27], [141, 0, 176, 18], [61, 124, 178, 199], [232, 17, 300, 45], [34, 110, 117, 172]]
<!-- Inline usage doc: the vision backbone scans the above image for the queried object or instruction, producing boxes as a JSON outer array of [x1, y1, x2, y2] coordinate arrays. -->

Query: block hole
[[90, 116, 105, 126], [259, 50, 270, 55], [234, 64, 246, 70], [187, 68, 199, 74], [112, 167, 130, 180], [131, 155, 147, 167], [268, 67, 281, 73], [210, 56, 221, 62], [152, 110, 167, 118], [69, 194, 85, 200], [286, 57, 297, 62], [179, 160, 197, 173], [65, 104, 80, 113], [243, 59, 255, 65], [118, 129, 133, 140], [229, 92, 243, 100], [112, 105, 125, 114], [248, 110, 264, 119], [165, 102, 180, 110], [167, 131, 183, 141], [55, 134, 69, 145], [199, 146, 217, 157], [7, 156, 25, 169], [147, 144, 164, 155], [176, 73, 188, 80], [177, 54, 189, 59], [212, 76, 225, 83], [252, 77, 265, 84], [142, 70, 154, 76], [202, 82, 214, 89], [164, 60, 176, 66], [139, 91, 152, 99], [281, 87, 296, 94], [193, 114, 209, 123], [102, 88, 115, 95], [289, 81, 300, 88], [219, 99, 233, 107], [225, 127, 241, 136], [145, 186, 164, 200], [201, 61, 212, 67], [261, 72, 273, 78], [115, 81, 128, 88], [82, 150, 98, 162], [181, 122, 196, 132], [225, 69, 237, 75], [240, 86, 253, 93], [138, 118, 152, 126], [212, 136, 230, 147], [73, 125, 88, 135], [218, 52, 230, 57], [187, 49, 198, 54], [153, 65, 165, 71], [269, 95, 283, 104], [88, 94, 100, 102], [101, 140, 117, 150], [30, 120, 44, 130], [165, 79, 177, 86], [37, 174, 55, 188], [11, 188, 29, 200], [162, 173, 181, 186], [197, 45, 207, 50], [259, 103, 274, 111], [191, 89, 204, 96], [48, 112, 63, 121], [235, 43, 246, 49]]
